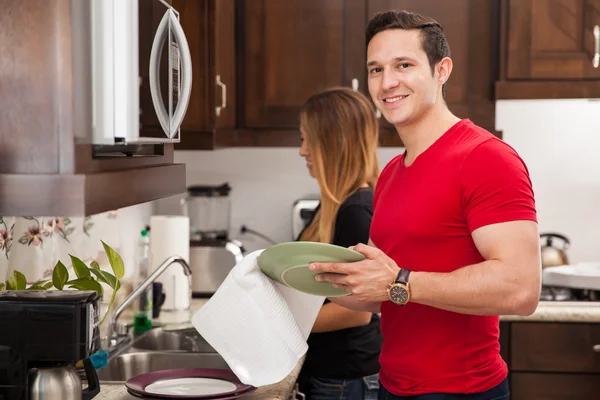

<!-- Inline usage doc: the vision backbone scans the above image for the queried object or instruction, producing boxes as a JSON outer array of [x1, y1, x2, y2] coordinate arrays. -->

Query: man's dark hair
[[366, 10, 450, 96]]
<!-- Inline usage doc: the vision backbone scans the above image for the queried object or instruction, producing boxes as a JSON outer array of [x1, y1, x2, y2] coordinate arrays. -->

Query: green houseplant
[[0, 240, 124, 324]]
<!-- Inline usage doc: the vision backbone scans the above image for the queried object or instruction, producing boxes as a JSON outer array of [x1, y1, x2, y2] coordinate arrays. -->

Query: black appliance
[[0, 290, 101, 399]]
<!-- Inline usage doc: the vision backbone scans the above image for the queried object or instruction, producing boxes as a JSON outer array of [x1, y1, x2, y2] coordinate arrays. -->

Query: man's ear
[[436, 57, 453, 86]]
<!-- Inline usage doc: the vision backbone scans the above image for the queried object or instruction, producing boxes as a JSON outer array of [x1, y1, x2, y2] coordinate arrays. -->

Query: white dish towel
[[191, 249, 325, 387]]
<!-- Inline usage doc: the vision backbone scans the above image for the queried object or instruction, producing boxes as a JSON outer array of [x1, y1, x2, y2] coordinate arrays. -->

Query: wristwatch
[[387, 268, 411, 305]]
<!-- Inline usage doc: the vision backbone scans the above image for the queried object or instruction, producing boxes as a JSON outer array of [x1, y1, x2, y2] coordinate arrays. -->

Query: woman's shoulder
[[340, 188, 374, 209]]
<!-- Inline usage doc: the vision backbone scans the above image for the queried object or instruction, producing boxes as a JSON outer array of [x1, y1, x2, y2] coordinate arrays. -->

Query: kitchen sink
[[97, 328, 226, 383], [97, 351, 229, 382], [129, 327, 216, 353]]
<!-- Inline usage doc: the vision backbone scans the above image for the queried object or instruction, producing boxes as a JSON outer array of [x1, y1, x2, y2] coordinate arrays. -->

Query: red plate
[[125, 368, 256, 399]]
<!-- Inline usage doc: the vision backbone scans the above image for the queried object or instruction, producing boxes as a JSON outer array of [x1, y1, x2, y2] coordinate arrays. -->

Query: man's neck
[[395, 105, 461, 167]]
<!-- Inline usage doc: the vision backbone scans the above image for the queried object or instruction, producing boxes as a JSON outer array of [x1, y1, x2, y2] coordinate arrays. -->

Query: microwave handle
[[149, 11, 171, 137], [168, 10, 193, 137]]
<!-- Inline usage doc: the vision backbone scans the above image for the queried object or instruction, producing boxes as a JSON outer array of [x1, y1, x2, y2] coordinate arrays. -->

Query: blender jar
[[181, 183, 232, 240]]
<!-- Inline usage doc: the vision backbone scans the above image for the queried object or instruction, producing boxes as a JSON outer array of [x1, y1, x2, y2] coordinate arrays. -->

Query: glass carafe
[[181, 183, 232, 240]]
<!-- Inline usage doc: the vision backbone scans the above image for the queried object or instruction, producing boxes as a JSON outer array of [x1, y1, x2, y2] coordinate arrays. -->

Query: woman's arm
[[311, 302, 373, 333]]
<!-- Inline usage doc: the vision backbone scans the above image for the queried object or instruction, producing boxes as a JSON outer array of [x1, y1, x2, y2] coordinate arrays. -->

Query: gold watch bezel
[[387, 282, 411, 305]]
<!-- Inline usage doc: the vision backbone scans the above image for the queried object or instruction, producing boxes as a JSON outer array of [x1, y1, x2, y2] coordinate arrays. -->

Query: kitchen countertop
[[95, 357, 304, 400], [96, 298, 303, 400], [95, 298, 600, 399], [501, 300, 600, 322]]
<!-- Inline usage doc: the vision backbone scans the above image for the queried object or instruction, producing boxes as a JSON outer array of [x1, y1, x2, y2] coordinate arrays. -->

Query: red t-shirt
[[371, 119, 537, 395]]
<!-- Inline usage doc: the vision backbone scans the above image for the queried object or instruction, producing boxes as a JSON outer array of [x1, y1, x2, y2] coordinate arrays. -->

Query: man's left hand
[[309, 243, 400, 303]]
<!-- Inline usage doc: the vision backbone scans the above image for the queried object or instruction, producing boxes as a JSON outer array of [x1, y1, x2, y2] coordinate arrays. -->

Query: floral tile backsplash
[[0, 211, 121, 285]]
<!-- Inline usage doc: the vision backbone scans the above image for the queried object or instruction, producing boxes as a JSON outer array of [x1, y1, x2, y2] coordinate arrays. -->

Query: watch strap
[[395, 268, 411, 285]]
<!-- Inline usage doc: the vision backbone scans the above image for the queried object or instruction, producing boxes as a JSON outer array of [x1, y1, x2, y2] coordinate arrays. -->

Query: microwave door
[[149, 9, 192, 140]]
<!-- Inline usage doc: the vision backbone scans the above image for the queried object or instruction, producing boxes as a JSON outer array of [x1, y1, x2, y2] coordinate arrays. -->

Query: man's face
[[366, 29, 442, 128]]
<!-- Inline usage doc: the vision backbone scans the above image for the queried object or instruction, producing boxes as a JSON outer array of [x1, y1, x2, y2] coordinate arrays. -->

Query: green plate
[[257, 241, 365, 297]]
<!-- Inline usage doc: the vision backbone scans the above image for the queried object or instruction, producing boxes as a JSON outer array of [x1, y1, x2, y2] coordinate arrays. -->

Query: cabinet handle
[[593, 344, 600, 352], [352, 78, 359, 91], [593, 25, 599, 68], [216, 75, 227, 117]]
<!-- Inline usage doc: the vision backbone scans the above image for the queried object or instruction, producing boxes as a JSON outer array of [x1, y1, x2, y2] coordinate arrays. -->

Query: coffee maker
[[181, 183, 245, 297], [0, 290, 101, 400]]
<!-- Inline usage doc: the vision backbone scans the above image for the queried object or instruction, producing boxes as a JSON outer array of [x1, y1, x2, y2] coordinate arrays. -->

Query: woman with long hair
[[297, 87, 382, 400]]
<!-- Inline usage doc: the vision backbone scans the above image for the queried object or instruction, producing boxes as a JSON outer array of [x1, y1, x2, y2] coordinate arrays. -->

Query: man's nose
[[381, 68, 400, 91]]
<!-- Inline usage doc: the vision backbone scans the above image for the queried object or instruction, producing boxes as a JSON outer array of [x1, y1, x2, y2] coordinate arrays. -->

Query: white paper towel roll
[[150, 215, 191, 310]]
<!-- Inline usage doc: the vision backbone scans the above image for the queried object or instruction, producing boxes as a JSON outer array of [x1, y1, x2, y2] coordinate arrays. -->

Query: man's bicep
[[472, 220, 540, 267]]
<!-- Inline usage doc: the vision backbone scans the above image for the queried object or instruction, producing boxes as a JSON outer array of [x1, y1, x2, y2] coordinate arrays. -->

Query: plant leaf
[[9, 270, 27, 290], [101, 241, 124, 279], [42, 281, 53, 290], [27, 280, 51, 290], [52, 261, 69, 290], [89, 269, 118, 290], [0, 282, 4, 290], [69, 279, 103, 296], [69, 255, 90, 279], [88, 269, 108, 285], [66, 277, 91, 285], [90, 261, 100, 270]]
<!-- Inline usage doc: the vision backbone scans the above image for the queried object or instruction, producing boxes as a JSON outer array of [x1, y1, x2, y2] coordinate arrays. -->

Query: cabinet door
[[511, 322, 600, 373], [367, 1, 499, 133], [507, 0, 600, 79], [511, 373, 600, 400], [241, 0, 366, 129], [174, 0, 236, 134]]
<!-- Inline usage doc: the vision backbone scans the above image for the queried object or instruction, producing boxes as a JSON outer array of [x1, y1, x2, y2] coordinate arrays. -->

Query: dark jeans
[[378, 378, 509, 400], [299, 373, 380, 400]]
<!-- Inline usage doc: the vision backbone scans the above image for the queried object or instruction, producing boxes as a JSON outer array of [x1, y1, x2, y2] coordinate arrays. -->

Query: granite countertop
[[95, 357, 303, 400], [96, 298, 302, 400], [95, 298, 600, 399], [501, 300, 600, 322]]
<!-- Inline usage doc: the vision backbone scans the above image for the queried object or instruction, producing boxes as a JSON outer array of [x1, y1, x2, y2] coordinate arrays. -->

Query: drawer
[[511, 372, 600, 400], [511, 322, 600, 372]]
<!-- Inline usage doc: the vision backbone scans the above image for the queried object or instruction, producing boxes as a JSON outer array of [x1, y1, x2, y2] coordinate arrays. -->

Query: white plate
[[145, 377, 237, 396]]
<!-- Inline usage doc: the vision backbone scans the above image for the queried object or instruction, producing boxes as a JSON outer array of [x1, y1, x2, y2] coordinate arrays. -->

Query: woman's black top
[[298, 188, 382, 379]]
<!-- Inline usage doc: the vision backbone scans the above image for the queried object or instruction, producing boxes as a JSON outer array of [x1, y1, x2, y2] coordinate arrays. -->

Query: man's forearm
[[328, 295, 381, 313], [409, 260, 540, 316]]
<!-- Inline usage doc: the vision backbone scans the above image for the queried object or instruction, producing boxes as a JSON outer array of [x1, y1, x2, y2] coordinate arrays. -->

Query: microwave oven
[[79, 0, 192, 145]]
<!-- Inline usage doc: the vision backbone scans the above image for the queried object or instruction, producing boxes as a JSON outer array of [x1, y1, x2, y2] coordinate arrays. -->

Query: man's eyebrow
[[366, 56, 416, 68]]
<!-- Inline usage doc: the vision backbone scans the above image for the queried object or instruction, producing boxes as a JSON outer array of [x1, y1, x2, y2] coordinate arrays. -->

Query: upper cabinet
[[173, 0, 237, 150], [177, 0, 501, 149], [240, 0, 365, 132], [368, 0, 500, 135], [497, 0, 600, 99], [0, 0, 186, 217]]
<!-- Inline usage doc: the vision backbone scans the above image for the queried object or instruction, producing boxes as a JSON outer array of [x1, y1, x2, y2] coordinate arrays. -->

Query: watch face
[[389, 285, 409, 305]]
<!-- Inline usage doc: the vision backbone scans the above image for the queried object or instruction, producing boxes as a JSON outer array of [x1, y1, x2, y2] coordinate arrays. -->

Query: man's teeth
[[384, 95, 408, 103]]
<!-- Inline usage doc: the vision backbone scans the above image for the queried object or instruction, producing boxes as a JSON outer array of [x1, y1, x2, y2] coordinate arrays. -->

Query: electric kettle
[[540, 233, 570, 268]]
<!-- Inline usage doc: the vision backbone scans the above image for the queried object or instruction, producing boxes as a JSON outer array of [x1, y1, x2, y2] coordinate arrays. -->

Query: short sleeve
[[332, 205, 373, 248], [460, 139, 537, 232]]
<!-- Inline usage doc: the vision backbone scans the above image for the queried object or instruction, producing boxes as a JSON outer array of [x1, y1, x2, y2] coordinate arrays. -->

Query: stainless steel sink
[[129, 328, 216, 353], [98, 328, 226, 383], [97, 351, 229, 382]]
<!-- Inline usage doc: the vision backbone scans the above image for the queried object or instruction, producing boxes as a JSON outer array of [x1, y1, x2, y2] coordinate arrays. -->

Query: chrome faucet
[[110, 255, 192, 340]]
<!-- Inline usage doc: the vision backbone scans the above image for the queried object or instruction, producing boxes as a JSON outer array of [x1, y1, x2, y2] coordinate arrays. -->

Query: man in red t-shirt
[[310, 9, 541, 399]]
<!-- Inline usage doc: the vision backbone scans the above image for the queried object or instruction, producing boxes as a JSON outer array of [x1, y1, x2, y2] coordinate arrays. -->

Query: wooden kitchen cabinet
[[502, 322, 600, 400], [497, 0, 600, 99], [367, 0, 500, 134], [174, 0, 237, 149], [177, 0, 502, 148], [238, 0, 367, 145]]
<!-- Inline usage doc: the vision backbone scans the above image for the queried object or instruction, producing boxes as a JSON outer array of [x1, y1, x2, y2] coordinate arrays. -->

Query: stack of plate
[[257, 241, 366, 297], [125, 368, 256, 399]]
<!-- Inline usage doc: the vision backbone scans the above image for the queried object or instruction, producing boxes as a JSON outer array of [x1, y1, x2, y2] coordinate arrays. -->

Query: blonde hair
[[299, 87, 380, 243]]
